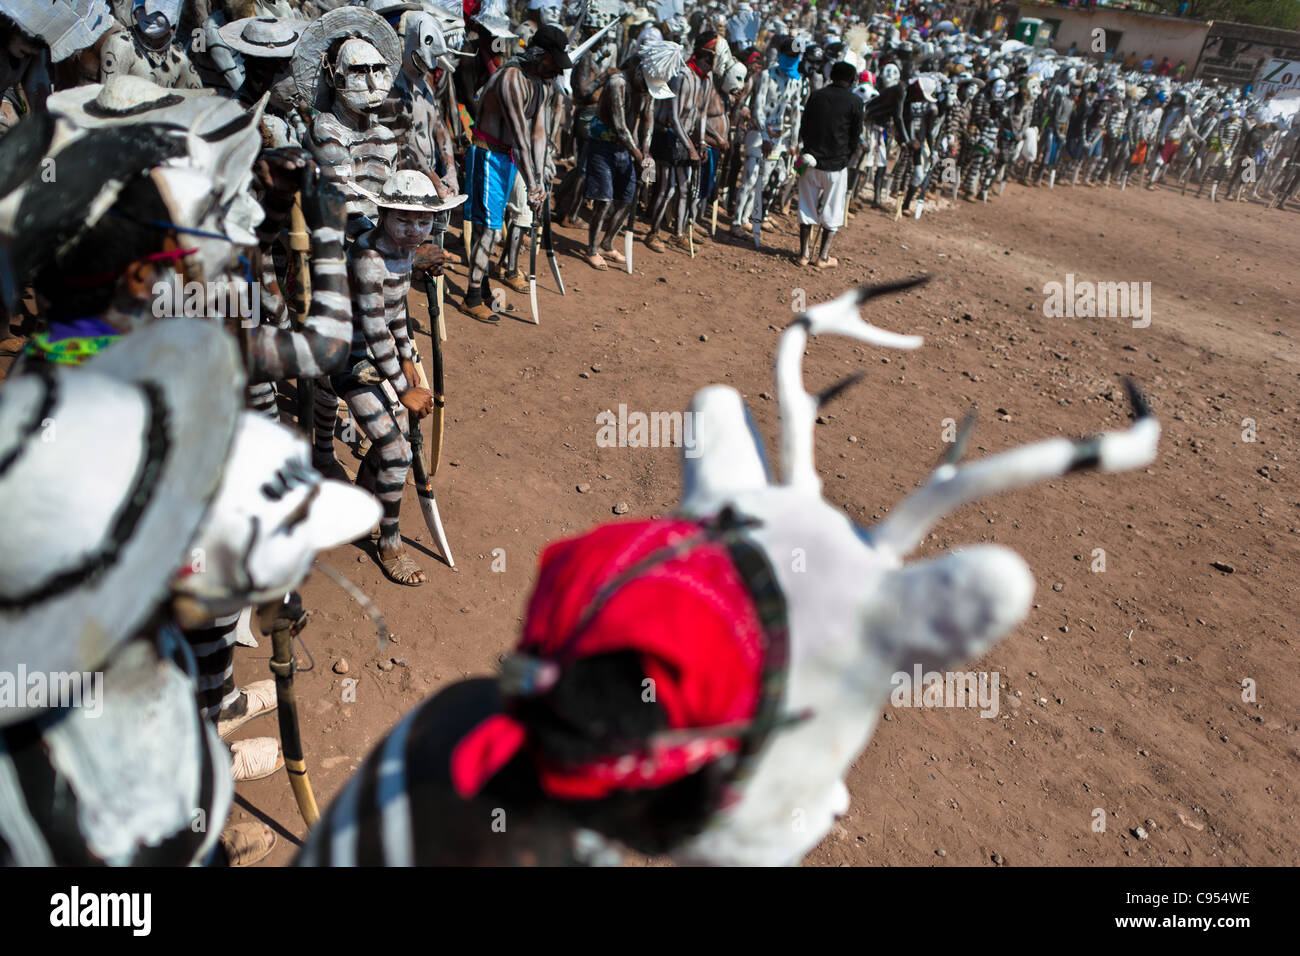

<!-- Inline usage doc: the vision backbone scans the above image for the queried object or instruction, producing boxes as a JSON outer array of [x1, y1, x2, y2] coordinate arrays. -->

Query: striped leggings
[[183, 611, 242, 722], [341, 384, 411, 547]]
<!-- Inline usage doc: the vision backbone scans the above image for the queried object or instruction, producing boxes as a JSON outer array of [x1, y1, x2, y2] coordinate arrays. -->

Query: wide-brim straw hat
[[217, 16, 308, 58], [0, 319, 245, 726], [354, 169, 467, 212]]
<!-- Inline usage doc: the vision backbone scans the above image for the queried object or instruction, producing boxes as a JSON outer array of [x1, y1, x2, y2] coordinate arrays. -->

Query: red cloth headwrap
[[451, 519, 766, 801]]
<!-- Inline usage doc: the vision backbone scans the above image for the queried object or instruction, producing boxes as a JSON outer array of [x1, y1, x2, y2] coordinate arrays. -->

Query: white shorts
[[798, 166, 848, 231]]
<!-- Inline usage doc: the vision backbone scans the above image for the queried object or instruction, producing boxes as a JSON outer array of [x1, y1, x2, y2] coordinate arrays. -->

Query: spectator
[[1175, 59, 1187, 78], [1141, 53, 1155, 73], [1123, 51, 1138, 70], [795, 60, 863, 268], [1157, 57, 1172, 76]]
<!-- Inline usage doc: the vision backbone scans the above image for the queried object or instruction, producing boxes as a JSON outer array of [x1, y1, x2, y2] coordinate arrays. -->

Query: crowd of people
[[0, 0, 1230, 869]]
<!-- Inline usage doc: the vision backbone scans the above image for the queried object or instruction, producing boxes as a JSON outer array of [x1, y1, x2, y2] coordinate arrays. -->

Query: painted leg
[[815, 228, 836, 268]]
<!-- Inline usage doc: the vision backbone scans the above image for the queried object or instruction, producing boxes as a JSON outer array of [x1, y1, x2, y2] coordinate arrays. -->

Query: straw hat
[[354, 168, 467, 212], [217, 16, 307, 58], [0, 319, 244, 726]]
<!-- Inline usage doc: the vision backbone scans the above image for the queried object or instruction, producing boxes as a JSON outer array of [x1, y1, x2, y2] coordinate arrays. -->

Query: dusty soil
[[207, 181, 1297, 866]]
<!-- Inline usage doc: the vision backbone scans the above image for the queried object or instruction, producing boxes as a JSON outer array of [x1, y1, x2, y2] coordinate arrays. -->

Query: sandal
[[499, 271, 530, 294], [585, 253, 609, 271], [218, 679, 278, 739], [219, 823, 277, 867], [379, 547, 426, 586], [645, 235, 666, 253], [230, 737, 283, 782], [458, 299, 501, 323]]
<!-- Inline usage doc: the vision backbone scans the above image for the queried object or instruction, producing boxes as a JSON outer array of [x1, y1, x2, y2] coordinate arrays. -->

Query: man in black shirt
[[796, 60, 864, 267]]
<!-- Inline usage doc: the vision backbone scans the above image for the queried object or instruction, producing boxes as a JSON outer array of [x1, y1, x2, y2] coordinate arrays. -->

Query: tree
[[1143, 0, 1300, 30]]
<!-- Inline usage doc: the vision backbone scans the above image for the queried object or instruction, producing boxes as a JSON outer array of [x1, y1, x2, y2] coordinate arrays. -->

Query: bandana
[[777, 52, 801, 80], [23, 318, 122, 365], [451, 518, 772, 801], [687, 55, 707, 78]]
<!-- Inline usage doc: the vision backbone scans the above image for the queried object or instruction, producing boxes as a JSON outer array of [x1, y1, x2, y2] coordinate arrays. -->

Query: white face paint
[[668, 285, 1158, 866], [133, 0, 183, 43], [333, 38, 394, 114], [382, 209, 436, 251]]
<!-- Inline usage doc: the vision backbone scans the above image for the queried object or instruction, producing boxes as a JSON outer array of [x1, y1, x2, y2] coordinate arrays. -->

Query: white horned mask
[[172, 413, 381, 621], [668, 278, 1160, 865], [405, 11, 453, 73]]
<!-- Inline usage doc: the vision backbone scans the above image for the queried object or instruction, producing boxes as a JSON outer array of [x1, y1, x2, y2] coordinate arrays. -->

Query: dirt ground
[[201, 179, 1298, 866]]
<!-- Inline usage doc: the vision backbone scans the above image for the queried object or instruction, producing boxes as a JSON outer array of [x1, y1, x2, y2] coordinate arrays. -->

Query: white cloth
[[798, 167, 847, 231], [505, 170, 534, 228]]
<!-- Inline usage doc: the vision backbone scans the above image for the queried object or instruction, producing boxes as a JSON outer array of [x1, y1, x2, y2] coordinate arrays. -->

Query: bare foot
[[586, 252, 609, 271], [603, 246, 626, 263], [816, 257, 839, 269], [378, 542, 426, 586]]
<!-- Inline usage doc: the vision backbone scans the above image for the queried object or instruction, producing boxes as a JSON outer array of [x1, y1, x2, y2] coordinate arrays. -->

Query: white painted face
[[667, 285, 1159, 866], [381, 208, 437, 251], [333, 38, 394, 113], [133, 0, 183, 42]]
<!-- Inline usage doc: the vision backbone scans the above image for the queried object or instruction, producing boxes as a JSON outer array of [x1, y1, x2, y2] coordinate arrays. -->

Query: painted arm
[[670, 74, 699, 161], [431, 99, 459, 193], [351, 249, 409, 394], [387, 283, 416, 366], [245, 177, 352, 383], [501, 68, 543, 204], [705, 87, 728, 150], [607, 76, 640, 160], [306, 120, 365, 215]]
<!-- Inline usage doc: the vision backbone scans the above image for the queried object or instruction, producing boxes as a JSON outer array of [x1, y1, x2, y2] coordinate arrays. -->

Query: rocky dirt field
[[211, 178, 1297, 866]]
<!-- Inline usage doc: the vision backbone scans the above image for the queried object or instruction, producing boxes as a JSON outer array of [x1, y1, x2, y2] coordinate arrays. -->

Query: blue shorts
[[699, 146, 718, 201], [584, 139, 637, 203], [464, 144, 517, 230]]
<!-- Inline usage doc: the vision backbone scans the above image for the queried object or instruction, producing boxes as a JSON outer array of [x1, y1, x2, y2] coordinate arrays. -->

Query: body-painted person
[[457, 25, 568, 323]]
